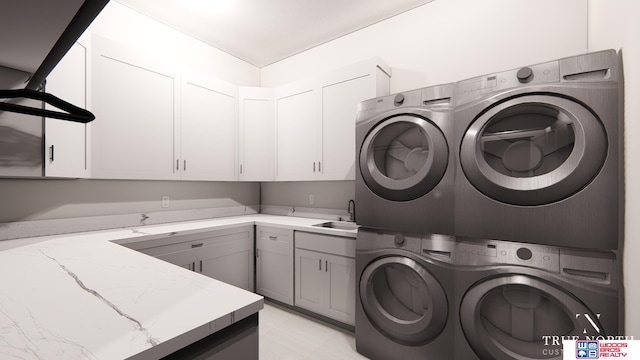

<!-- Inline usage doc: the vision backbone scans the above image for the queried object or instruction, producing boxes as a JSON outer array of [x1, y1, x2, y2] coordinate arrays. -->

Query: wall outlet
[[161, 196, 170, 208], [309, 194, 315, 205]]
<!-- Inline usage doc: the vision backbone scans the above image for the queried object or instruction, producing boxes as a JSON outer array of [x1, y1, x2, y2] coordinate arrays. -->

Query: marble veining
[[39, 250, 161, 348]]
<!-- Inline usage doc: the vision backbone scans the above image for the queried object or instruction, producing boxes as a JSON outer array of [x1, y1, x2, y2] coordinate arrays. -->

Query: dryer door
[[360, 114, 448, 201], [360, 256, 448, 345], [460, 94, 606, 205], [459, 274, 604, 360]]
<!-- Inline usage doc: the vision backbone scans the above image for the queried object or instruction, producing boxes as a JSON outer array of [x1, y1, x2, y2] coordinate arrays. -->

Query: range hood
[[0, 0, 109, 122]]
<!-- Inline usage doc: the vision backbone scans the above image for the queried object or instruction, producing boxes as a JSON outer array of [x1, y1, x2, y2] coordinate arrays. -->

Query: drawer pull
[[191, 243, 203, 248], [325, 260, 328, 272], [319, 259, 322, 271], [268, 235, 278, 240]]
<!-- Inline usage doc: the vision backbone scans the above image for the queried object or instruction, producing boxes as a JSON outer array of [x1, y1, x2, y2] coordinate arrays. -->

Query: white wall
[[588, 0, 640, 338], [87, 1, 260, 86], [261, 0, 587, 92]]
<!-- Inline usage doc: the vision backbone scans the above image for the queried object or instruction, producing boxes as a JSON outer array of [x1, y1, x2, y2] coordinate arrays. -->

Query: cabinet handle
[[184, 160, 187, 171], [240, 164, 243, 174], [191, 243, 203, 248], [319, 259, 322, 271], [176, 159, 179, 171], [325, 260, 328, 272], [199, 260, 202, 272], [49, 145, 54, 161], [319, 162, 321, 172], [192, 262, 196, 272], [313, 162, 316, 172]]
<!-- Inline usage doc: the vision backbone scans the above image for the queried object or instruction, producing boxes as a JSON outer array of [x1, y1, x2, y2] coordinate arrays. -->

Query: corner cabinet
[[294, 231, 356, 325], [133, 226, 254, 291], [44, 39, 90, 178], [239, 87, 274, 181], [90, 35, 180, 180], [274, 58, 391, 181], [255, 226, 294, 305]]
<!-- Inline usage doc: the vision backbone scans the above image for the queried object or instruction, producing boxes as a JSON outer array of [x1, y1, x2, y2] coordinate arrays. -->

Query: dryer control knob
[[517, 67, 534, 83], [394, 234, 405, 247], [517, 247, 533, 260], [394, 93, 405, 106]]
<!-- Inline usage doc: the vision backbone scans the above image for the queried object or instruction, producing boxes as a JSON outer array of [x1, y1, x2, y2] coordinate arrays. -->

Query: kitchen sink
[[312, 221, 358, 231]]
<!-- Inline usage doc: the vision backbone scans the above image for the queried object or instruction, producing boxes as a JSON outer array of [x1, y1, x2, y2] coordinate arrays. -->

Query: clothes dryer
[[356, 84, 455, 234], [356, 228, 456, 360], [453, 50, 623, 249], [453, 238, 622, 360]]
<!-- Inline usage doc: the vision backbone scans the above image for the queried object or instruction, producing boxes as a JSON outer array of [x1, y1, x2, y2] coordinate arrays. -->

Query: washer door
[[460, 274, 604, 360], [360, 114, 448, 201], [460, 95, 606, 205], [360, 256, 448, 345]]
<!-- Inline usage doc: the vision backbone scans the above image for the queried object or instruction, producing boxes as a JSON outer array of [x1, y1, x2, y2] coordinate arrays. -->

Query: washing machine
[[453, 238, 622, 360], [356, 83, 455, 235], [453, 49, 624, 250], [356, 227, 456, 360]]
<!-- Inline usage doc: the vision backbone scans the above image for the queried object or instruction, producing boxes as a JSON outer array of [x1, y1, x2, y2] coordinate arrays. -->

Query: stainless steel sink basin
[[312, 221, 358, 231]]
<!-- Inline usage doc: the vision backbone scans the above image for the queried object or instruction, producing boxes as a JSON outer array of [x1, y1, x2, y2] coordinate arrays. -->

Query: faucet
[[348, 199, 356, 222]]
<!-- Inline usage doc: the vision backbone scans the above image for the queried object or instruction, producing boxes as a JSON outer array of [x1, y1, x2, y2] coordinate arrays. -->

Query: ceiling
[[114, 0, 435, 67]]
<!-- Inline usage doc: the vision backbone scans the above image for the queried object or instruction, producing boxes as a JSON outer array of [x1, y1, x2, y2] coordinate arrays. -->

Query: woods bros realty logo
[[547, 313, 639, 359]]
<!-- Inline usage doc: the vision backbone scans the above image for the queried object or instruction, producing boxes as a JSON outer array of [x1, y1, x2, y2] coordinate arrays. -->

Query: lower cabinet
[[256, 226, 294, 305], [294, 231, 356, 325], [136, 226, 254, 291]]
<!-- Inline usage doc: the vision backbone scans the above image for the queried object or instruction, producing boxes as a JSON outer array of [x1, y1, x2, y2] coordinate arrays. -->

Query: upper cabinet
[[239, 87, 274, 181], [274, 58, 390, 181], [181, 73, 238, 181], [274, 78, 319, 181], [319, 59, 391, 180], [90, 35, 180, 180], [90, 35, 239, 181], [87, 33, 389, 183], [44, 38, 90, 178]]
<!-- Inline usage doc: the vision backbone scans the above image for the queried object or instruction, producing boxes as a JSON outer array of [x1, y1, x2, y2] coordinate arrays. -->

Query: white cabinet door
[[256, 226, 293, 305], [44, 41, 89, 178], [157, 249, 196, 271], [295, 248, 326, 313], [91, 35, 180, 180], [325, 253, 356, 325], [200, 237, 253, 291], [181, 74, 238, 181], [274, 78, 319, 180], [239, 87, 274, 181], [294, 231, 356, 325], [319, 59, 391, 180]]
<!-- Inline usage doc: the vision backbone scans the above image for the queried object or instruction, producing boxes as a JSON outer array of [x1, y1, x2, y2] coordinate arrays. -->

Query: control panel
[[455, 60, 560, 106]]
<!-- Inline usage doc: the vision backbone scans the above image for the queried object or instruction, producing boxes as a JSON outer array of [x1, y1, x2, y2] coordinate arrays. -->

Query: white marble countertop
[[0, 214, 357, 359]]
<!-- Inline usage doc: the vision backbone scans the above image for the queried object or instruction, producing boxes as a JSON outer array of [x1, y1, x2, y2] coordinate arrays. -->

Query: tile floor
[[259, 301, 369, 360]]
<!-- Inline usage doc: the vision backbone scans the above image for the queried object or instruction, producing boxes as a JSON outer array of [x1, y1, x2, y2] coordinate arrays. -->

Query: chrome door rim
[[460, 94, 606, 205], [459, 274, 602, 360], [360, 115, 448, 201], [360, 256, 448, 345]]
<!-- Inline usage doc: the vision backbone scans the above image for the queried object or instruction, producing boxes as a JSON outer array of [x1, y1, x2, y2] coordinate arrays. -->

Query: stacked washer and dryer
[[355, 50, 624, 360]]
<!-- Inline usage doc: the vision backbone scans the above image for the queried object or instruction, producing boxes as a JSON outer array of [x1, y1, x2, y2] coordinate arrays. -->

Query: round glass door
[[360, 115, 448, 201], [460, 274, 604, 360], [360, 256, 448, 345], [460, 95, 606, 205]]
